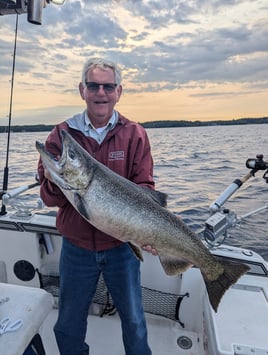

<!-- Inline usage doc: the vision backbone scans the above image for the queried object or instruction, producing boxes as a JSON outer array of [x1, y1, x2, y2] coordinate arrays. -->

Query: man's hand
[[142, 245, 158, 256]]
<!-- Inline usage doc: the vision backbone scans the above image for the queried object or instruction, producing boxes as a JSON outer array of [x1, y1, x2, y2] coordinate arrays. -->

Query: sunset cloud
[[1, 0, 267, 125]]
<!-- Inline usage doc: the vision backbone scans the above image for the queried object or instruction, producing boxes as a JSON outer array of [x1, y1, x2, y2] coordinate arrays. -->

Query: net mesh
[[39, 271, 181, 321]]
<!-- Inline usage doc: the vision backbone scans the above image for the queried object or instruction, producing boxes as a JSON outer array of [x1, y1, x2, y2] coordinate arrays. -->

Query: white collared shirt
[[66, 110, 118, 144]]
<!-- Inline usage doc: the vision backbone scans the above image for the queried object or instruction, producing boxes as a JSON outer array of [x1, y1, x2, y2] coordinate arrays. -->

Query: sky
[[0, 0, 268, 126]]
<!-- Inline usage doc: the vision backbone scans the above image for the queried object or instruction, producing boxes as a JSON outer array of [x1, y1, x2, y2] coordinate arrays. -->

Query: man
[[38, 58, 156, 355]]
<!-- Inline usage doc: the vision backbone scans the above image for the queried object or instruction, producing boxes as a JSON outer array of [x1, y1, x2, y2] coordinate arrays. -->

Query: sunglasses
[[85, 82, 117, 93]]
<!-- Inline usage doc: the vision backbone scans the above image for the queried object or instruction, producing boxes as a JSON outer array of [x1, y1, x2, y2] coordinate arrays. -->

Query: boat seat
[[204, 278, 268, 355]]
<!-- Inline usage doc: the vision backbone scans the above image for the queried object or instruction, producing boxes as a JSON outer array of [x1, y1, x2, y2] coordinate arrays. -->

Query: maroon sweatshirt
[[37, 112, 155, 251]]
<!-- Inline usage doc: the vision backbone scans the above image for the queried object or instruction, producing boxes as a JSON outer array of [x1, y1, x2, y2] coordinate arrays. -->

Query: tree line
[[0, 117, 268, 133]]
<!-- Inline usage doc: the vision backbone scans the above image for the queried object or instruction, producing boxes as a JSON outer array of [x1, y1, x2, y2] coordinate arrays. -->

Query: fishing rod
[[209, 154, 268, 213], [0, 15, 40, 214], [1, 182, 40, 206], [0, 2, 66, 215], [204, 154, 268, 246], [0, 14, 19, 216]]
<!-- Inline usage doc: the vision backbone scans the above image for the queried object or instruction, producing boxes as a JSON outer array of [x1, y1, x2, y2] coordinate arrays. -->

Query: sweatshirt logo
[[109, 151, 125, 161]]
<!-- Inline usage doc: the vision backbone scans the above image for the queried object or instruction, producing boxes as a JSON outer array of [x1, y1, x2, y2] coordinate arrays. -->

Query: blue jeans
[[23, 346, 36, 355], [54, 239, 151, 355]]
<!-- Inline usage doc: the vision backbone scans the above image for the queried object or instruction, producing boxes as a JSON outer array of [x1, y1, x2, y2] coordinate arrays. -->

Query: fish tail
[[203, 260, 249, 312]]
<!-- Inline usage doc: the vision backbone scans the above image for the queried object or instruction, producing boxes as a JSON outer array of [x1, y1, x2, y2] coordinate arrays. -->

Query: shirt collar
[[84, 111, 118, 131]]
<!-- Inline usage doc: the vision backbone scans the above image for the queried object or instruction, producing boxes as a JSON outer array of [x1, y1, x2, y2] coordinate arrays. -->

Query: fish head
[[36, 130, 94, 191]]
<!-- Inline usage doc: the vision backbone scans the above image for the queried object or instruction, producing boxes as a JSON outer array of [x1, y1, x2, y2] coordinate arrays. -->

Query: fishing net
[[38, 271, 182, 321]]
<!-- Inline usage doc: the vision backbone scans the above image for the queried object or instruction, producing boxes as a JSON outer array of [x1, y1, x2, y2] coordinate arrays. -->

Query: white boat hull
[[0, 211, 267, 355]]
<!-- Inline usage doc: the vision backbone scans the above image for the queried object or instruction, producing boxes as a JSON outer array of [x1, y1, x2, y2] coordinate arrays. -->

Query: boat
[[1, 3, 267, 354], [0, 156, 268, 355]]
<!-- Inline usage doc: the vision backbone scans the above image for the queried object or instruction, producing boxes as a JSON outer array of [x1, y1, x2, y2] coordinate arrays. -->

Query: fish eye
[[68, 149, 76, 160]]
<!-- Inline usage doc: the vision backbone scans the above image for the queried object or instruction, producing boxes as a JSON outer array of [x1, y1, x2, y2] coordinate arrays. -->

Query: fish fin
[[141, 187, 168, 207], [159, 256, 193, 276], [203, 260, 250, 312], [74, 193, 90, 220], [128, 242, 144, 261]]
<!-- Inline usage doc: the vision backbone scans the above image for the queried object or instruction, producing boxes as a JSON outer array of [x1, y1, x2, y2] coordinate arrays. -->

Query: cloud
[[0, 0, 267, 124]]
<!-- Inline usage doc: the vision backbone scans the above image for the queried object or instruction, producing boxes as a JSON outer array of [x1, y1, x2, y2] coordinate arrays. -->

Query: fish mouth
[[35, 140, 75, 190], [36, 131, 90, 192], [36, 141, 63, 174]]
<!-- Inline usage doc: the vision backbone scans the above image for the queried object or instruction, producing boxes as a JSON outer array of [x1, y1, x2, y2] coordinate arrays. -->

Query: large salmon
[[36, 130, 249, 311]]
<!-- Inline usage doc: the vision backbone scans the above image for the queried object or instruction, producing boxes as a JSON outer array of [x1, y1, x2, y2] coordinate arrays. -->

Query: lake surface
[[1, 124, 268, 260]]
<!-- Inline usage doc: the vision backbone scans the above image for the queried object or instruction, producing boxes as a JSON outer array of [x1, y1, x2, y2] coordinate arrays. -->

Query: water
[[0, 124, 268, 261]]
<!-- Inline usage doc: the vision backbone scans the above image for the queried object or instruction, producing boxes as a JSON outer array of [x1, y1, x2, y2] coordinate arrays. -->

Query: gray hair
[[81, 58, 121, 85]]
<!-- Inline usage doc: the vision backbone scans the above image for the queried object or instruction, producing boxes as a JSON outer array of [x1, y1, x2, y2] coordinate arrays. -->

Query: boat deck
[[40, 308, 204, 355]]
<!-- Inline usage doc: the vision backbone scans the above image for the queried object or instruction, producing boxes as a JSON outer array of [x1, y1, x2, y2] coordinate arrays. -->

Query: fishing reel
[[203, 209, 237, 246], [245, 154, 268, 183]]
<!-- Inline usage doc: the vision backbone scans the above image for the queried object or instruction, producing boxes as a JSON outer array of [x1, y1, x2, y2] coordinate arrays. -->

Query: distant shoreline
[[0, 116, 267, 133]]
